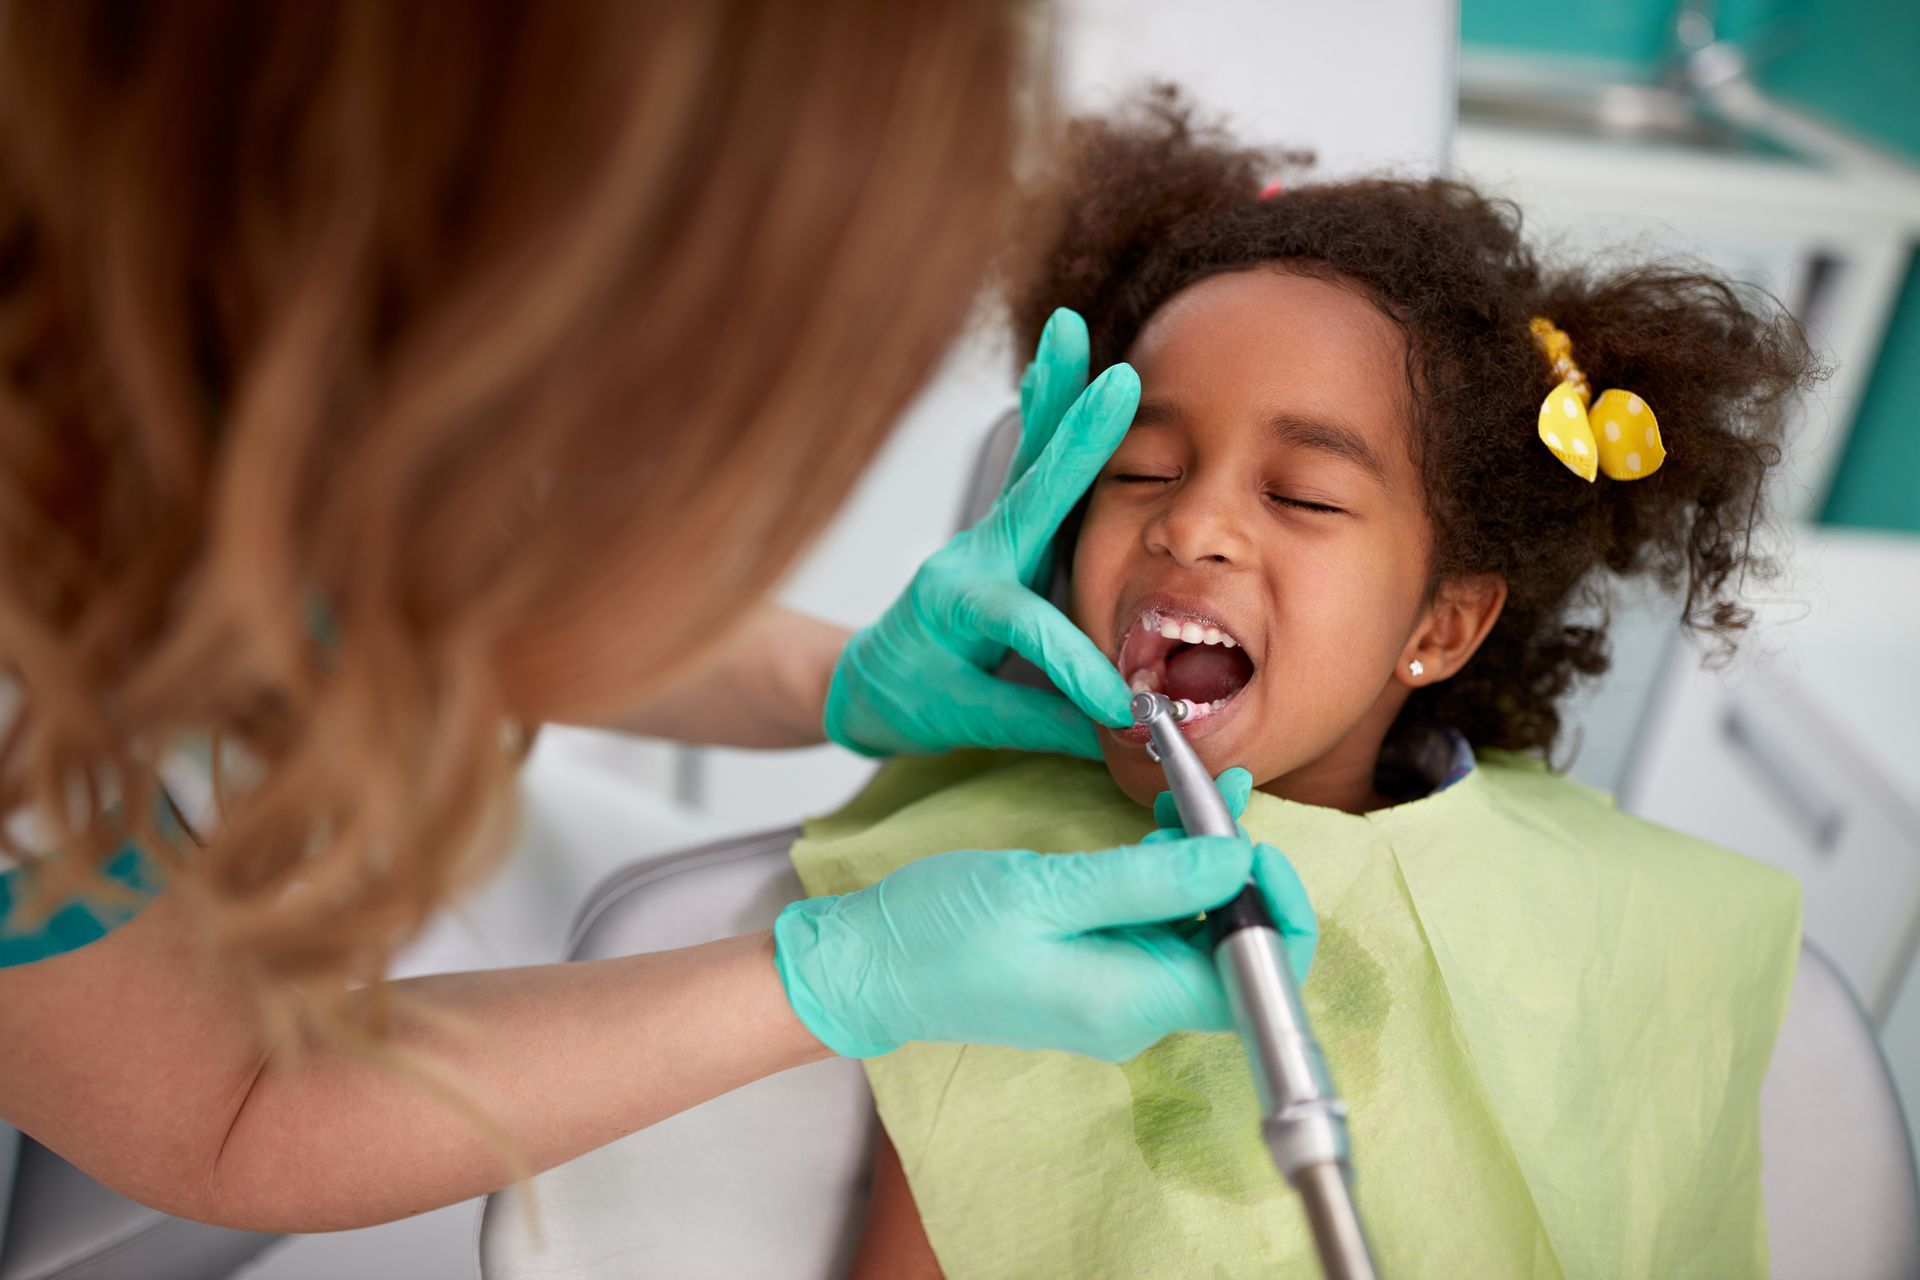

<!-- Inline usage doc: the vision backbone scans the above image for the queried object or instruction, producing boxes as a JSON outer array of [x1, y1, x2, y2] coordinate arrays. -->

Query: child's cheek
[[1065, 500, 1120, 639]]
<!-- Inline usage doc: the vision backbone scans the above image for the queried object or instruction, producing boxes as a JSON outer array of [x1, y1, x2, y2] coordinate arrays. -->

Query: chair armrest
[[478, 829, 875, 1280]]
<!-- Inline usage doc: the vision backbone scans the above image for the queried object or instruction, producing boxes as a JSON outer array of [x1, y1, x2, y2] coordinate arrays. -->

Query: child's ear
[[1399, 574, 1506, 687]]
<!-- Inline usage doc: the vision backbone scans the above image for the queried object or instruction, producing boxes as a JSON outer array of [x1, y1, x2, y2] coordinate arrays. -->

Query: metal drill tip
[[1130, 691, 1191, 724]]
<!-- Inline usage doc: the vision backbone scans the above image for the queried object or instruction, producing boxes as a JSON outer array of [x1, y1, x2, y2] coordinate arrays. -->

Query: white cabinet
[[1622, 530, 1920, 1021], [1628, 651, 1920, 1016]]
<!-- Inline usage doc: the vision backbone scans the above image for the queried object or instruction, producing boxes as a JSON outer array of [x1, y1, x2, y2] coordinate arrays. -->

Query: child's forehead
[[1125, 268, 1414, 447]]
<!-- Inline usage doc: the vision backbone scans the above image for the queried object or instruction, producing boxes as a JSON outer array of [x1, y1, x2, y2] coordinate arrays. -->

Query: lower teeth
[[1119, 670, 1237, 712]]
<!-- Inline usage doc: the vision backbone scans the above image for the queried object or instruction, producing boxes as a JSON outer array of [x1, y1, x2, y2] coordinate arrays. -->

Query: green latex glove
[[1145, 766, 1319, 983], [773, 833, 1257, 1061], [824, 308, 1136, 759]]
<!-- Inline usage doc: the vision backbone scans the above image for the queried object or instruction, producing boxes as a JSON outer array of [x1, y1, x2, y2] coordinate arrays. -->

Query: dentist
[[0, 0, 1300, 1233]]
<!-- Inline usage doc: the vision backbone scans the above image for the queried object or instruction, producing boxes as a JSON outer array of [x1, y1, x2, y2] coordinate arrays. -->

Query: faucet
[[1664, 1, 1797, 100]]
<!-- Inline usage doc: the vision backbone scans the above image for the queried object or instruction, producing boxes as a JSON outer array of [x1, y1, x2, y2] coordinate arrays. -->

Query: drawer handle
[[1721, 704, 1845, 854]]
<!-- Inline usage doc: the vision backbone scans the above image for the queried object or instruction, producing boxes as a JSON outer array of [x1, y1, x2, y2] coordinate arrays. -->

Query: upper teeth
[[1147, 612, 1237, 648]]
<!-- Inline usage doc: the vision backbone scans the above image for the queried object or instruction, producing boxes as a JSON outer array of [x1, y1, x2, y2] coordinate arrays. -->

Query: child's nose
[[1145, 485, 1255, 569]]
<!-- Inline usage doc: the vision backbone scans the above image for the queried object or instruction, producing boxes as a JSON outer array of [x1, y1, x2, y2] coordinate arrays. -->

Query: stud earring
[[1408, 660, 1424, 678]]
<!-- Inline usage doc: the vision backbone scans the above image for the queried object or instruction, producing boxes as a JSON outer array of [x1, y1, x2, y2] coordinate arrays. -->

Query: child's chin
[[1098, 740, 1180, 810], [1099, 729, 1265, 815]]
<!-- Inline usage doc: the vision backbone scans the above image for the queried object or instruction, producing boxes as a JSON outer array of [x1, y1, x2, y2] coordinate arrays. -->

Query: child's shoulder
[[1470, 749, 1803, 914]]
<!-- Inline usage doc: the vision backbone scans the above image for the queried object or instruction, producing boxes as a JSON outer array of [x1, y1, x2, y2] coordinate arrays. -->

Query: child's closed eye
[[1266, 493, 1347, 515], [1106, 471, 1347, 516]]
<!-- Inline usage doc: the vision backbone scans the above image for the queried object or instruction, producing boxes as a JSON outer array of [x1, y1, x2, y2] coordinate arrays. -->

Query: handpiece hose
[[1131, 692, 1378, 1280]]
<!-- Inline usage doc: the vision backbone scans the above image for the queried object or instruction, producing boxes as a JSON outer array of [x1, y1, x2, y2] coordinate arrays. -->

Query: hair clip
[[1529, 317, 1665, 482], [1257, 177, 1285, 201]]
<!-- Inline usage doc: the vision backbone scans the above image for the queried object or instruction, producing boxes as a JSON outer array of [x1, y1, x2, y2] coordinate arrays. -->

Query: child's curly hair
[[1007, 92, 1820, 758]]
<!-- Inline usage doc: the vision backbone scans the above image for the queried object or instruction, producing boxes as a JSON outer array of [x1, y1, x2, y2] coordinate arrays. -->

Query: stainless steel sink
[[1459, 80, 1814, 164]]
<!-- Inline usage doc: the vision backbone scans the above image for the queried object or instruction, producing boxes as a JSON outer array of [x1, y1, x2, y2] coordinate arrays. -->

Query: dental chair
[[0, 1138, 275, 1280]]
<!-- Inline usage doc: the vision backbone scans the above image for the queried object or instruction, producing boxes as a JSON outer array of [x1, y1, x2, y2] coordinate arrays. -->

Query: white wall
[[1054, 0, 1456, 180]]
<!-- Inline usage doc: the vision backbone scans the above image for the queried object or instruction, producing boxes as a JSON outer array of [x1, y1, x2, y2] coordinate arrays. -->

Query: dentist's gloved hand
[[1145, 766, 1319, 983], [773, 833, 1255, 1062], [824, 308, 1134, 759]]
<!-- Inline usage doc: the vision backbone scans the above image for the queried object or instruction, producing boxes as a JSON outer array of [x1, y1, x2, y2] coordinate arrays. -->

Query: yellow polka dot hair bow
[[1529, 317, 1665, 481]]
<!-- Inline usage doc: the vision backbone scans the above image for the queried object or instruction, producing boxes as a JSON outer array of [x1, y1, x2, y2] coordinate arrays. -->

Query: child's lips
[[1109, 599, 1260, 743]]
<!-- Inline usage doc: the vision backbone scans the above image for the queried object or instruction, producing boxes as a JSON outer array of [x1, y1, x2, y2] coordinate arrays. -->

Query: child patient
[[798, 96, 1816, 1279]]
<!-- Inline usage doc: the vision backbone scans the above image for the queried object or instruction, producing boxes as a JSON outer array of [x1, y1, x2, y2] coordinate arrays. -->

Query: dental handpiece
[[1131, 692, 1377, 1280]]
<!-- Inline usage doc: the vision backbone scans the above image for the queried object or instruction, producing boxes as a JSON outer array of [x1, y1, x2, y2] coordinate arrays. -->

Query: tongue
[[1164, 644, 1252, 704]]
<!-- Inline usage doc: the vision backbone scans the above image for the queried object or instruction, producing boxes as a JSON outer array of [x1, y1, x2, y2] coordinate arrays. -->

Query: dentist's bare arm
[[0, 888, 831, 1232], [608, 602, 850, 748]]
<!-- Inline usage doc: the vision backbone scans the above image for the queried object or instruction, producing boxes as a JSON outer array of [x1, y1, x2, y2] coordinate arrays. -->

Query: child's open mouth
[[1111, 607, 1257, 743]]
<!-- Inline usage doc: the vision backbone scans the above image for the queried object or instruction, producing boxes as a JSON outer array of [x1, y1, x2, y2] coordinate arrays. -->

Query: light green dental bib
[[792, 751, 1801, 1279]]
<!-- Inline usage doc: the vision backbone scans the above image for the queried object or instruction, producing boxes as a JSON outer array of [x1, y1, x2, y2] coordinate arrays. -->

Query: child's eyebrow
[[1131, 399, 1390, 485], [1262, 411, 1389, 485]]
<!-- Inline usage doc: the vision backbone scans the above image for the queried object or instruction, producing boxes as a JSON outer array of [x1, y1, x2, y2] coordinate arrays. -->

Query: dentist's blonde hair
[[0, 0, 1016, 1039]]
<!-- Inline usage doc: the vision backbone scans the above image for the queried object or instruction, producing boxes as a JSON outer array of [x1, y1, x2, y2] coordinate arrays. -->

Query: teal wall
[[1463, 0, 1920, 533], [1459, 1, 1677, 64], [1460, 0, 1772, 66], [1823, 249, 1920, 531], [1759, 0, 1920, 160], [1760, 0, 1920, 532]]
